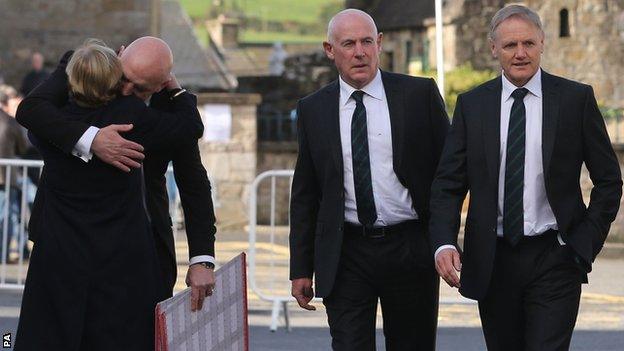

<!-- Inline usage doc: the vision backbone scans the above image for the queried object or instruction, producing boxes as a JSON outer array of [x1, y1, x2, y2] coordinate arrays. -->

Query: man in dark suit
[[20, 52, 50, 97], [289, 9, 449, 350], [16, 37, 217, 311], [430, 5, 622, 350]]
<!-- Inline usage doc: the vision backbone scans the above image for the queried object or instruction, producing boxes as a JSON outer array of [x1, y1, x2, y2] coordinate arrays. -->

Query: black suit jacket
[[289, 71, 450, 298], [16, 52, 217, 290], [429, 71, 623, 300]]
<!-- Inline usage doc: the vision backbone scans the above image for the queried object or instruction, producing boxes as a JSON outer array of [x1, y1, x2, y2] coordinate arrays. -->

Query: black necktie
[[503, 87, 529, 246], [351, 90, 377, 227]]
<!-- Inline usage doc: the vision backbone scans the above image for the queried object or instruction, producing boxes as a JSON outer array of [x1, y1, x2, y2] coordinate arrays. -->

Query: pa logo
[[2, 333, 10, 348]]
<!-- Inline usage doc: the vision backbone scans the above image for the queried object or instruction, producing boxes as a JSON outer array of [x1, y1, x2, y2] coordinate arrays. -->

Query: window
[[560, 8, 570, 37]]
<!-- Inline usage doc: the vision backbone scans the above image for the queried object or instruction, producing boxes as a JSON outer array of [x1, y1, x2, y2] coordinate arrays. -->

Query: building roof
[[348, 0, 435, 31], [160, 0, 237, 91]]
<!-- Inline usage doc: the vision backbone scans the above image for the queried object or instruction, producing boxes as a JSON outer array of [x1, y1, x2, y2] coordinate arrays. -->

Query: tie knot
[[511, 88, 529, 100], [352, 90, 365, 103]]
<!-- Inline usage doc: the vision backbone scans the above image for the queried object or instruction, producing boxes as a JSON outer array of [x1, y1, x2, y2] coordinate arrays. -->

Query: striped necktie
[[350, 90, 377, 227], [503, 87, 529, 246]]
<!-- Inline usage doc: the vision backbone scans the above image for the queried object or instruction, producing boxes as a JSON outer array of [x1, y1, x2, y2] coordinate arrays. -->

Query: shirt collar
[[339, 69, 384, 106], [501, 68, 542, 101]]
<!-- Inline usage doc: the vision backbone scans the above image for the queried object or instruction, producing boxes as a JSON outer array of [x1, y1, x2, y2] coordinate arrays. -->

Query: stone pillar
[[196, 93, 261, 230], [206, 15, 240, 49]]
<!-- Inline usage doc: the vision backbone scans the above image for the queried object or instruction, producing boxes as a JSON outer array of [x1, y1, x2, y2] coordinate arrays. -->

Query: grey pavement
[[0, 228, 622, 350]]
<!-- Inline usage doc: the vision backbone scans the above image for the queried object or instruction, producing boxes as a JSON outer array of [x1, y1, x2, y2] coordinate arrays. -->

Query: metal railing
[[248, 169, 304, 332], [0, 159, 42, 289], [0, 158, 204, 290], [258, 112, 297, 142]]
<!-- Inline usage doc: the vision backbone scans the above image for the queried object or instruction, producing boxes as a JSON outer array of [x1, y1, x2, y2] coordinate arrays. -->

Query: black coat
[[289, 71, 450, 297], [15, 89, 203, 349], [429, 71, 623, 300], [16, 51, 217, 295]]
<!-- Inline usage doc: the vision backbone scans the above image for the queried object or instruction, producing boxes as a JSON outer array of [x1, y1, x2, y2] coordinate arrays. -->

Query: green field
[[180, 0, 339, 44], [241, 30, 324, 44], [179, 0, 339, 24]]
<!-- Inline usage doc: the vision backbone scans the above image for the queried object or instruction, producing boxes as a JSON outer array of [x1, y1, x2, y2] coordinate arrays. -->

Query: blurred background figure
[[19, 52, 49, 97], [0, 88, 29, 262]]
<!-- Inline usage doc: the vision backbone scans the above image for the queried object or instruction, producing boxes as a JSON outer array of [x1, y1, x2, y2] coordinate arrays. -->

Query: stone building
[[348, 0, 624, 108]]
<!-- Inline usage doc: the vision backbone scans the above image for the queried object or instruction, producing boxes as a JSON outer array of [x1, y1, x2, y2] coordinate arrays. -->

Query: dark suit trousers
[[323, 221, 439, 351], [478, 231, 584, 351]]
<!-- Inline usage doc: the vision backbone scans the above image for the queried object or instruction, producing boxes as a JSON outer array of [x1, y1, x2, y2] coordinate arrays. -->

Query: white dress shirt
[[496, 69, 557, 237], [339, 70, 418, 226], [71, 107, 215, 266], [435, 69, 561, 259]]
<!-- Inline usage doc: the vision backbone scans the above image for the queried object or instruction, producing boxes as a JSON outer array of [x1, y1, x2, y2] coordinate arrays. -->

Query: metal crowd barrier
[[0, 159, 43, 289], [248, 169, 310, 332], [247, 170, 478, 333], [0, 158, 192, 290]]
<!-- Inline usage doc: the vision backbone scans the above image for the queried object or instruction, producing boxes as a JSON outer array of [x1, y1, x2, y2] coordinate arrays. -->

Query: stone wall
[[442, 0, 624, 108], [197, 93, 261, 229], [525, 0, 624, 108], [0, 0, 155, 87]]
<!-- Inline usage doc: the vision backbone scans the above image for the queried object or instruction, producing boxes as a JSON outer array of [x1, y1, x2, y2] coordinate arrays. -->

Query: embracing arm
[[128, 89, 204, 151]]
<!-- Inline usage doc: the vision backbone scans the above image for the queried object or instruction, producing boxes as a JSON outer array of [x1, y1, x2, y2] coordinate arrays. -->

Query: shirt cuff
[[557, 233, 566, 245], [71, 126, 99, 162], [189, 255, 215, 266], [434, 245, 458, 260]]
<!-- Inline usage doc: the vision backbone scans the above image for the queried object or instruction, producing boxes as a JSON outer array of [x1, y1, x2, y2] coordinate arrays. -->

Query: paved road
[[0, 229, 621, 350]]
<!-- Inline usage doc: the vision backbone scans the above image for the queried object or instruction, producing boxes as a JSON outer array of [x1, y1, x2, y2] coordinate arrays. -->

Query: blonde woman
[[15, 40, 202, 350]]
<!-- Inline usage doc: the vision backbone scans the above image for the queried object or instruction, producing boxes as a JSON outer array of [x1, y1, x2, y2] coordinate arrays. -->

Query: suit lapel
[[541, 71, 560, 178], [324, 81, 343, 174], [381, 71, 405, 172], [482, 77, 502, 183]]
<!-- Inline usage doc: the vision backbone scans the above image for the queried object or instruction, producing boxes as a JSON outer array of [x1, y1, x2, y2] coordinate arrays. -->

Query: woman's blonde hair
[[66, 39, 122, 107]]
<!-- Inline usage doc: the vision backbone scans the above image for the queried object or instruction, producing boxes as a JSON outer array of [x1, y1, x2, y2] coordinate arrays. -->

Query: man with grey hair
[[290, 8, 449, 350], [430, 4, 621, 350]]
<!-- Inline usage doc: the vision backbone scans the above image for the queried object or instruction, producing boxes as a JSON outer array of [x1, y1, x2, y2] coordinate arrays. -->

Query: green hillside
[[180, 0, 340, 24], [179, 0, 341, 44]]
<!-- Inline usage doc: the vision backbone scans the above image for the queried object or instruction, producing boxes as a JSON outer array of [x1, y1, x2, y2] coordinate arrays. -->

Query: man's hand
[[291, 278, 316, 311], [92, 124, 145, 172], [186, 264, 216, 312], [435, 248, 462, 288]]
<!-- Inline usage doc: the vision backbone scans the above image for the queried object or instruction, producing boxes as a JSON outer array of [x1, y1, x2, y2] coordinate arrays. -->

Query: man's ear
[[489, 39, 497, 58], [323, 41, 334, 60]]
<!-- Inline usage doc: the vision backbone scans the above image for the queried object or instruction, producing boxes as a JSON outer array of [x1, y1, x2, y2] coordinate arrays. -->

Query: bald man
[[20, 52, 49, 96], [289, 9, 449, 350], [16, 37, 217, 311]]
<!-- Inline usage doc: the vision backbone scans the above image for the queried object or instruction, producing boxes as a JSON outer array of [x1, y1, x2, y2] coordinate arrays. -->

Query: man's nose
[[354, 42, 365, 57], [515, 45, 527, 58]]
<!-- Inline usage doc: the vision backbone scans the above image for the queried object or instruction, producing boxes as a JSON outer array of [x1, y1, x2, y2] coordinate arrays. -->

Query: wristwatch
[[194, 261, 215, 270]]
